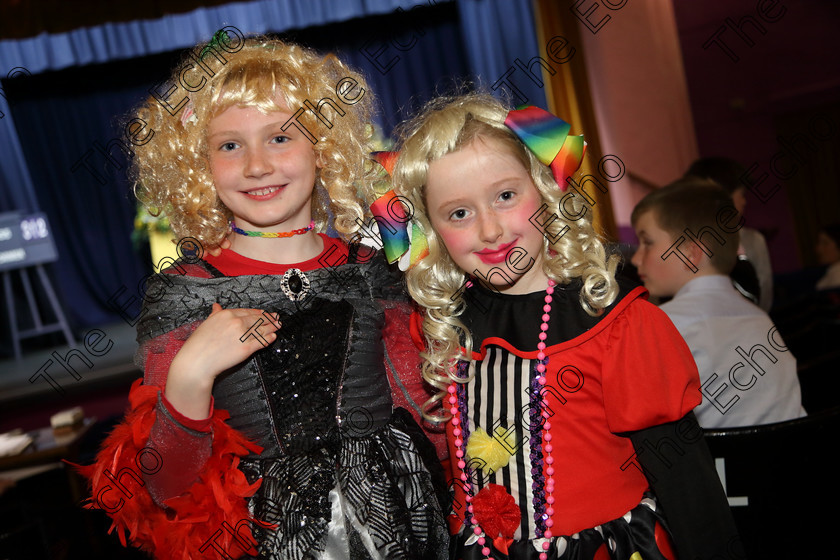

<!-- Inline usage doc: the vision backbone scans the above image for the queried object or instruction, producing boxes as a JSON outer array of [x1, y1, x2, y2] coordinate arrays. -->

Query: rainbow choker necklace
[[229, 220, 315, 238]]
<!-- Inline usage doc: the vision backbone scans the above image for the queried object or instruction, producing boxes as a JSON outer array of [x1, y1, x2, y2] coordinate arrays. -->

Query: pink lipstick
[[475, 240, 517, 264]]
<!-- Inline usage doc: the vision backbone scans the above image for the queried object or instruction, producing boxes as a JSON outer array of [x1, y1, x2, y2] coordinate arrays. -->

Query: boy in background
[[631, 178, 805, 428], [685, 157, 774, 312]]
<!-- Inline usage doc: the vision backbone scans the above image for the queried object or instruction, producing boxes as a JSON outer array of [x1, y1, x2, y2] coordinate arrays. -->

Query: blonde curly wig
[[392, 93, 619, 421], [129, 32, 377, 247]]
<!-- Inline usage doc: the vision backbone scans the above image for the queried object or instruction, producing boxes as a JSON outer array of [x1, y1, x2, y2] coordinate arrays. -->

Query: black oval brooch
[[281, 268, 311, 301]]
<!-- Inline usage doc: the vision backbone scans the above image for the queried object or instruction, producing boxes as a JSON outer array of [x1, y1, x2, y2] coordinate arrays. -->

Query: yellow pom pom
[[466, 426, 515, 475]]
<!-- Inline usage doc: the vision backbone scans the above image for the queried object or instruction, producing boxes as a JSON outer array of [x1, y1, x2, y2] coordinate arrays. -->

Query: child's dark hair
[[684, 156, 748, 195], [632, 177, 740, 274]]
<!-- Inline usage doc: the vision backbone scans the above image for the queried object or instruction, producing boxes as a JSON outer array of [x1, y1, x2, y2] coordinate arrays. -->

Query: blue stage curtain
[[0, 0, 438, 216], [5, 62, 172, 329], [0, 1, 470, 332], [0, 0, 542, 334], [455, 0, 548, 107]]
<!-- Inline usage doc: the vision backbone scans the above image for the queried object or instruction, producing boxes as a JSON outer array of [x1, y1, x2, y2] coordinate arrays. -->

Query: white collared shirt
[[661, 275, 806, 428], [816, 261, 840, 290]]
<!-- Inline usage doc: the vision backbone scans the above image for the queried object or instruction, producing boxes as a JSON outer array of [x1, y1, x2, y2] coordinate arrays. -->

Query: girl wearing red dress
[[385, 93, 739, 560]]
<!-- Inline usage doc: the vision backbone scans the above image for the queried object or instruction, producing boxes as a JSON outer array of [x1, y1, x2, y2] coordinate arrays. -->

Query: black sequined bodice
[[255, 299, 354, 454]]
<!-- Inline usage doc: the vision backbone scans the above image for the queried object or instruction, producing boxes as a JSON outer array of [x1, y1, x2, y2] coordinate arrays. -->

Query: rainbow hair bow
[[503, 105, 586, 191], [370, 152, 429, 270]]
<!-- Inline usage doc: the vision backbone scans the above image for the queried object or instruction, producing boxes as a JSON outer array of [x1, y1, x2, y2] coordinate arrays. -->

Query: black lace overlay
[[461, 276, 640, 350], [243, 450, 337, 559], [136, 251, 448, 559]]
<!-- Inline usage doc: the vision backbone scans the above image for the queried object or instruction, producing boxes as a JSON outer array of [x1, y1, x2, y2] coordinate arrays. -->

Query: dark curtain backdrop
[[1, 3, 472, 334], [3, 55, 181, 330], [775, 104, 840, 266], [0, 0, 543, 345]]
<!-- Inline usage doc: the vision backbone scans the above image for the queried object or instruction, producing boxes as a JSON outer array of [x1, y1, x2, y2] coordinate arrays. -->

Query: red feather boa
[[74, 379, 270, 559]]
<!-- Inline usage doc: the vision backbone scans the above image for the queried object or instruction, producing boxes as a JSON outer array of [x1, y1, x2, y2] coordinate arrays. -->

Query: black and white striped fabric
[[462, 349, 540, 540]]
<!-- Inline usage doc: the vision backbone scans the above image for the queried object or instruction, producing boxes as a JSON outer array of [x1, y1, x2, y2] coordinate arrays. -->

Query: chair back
[[703, 406, 840, 558]]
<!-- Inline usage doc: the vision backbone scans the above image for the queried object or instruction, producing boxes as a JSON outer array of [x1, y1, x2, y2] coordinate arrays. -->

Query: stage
[[0, 321, 141, 434]]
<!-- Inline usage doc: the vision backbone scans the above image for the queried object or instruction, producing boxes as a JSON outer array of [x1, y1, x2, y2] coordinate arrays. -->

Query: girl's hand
[[206, 237, 232, 258], [165, 303, 281, 419]]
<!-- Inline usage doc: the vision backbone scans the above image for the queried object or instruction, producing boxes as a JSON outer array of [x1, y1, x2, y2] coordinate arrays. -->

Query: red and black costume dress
[[443, 277, 739, 560], [80, 236, 449, 560]]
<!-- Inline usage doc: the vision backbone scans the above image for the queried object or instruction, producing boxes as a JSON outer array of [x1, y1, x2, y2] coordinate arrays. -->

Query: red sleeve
[[409, 309, 427, 351], [141, 323, 216, 504], [74, 380, 266, 560], [147, 260, 216, 432], [74, 262, 271, 558], [602, 297, 701, 433], [382, 304, 448, 459]]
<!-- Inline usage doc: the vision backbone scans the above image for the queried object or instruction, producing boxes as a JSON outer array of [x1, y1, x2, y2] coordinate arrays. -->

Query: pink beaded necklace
[[449, 279, 557, 559]]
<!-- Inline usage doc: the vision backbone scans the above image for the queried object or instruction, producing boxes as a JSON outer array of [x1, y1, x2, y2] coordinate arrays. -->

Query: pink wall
[[573, 0, 699, 239], [571, 0, 840, 273]]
